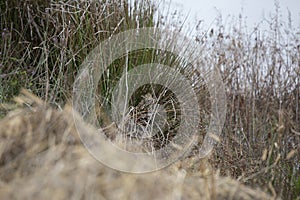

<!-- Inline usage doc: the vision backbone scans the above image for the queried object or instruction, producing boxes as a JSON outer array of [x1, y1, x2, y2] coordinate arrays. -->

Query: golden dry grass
[[0, 90, 277, 200]]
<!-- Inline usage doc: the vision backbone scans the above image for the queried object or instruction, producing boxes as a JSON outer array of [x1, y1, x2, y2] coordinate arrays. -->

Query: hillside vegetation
[[0, 0, 299, 199]]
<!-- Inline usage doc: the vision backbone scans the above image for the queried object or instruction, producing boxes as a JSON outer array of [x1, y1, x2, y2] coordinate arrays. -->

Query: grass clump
[[0, 0, 157, 103]]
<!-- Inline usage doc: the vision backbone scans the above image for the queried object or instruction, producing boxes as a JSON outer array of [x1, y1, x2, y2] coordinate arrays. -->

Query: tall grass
[[0, 0, 299, 199], [194, 3, 300, 198], [0, 0, 157, 103]]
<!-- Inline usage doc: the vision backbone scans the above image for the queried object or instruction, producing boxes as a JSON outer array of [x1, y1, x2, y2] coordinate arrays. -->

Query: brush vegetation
[[0, 0, 299, 199]]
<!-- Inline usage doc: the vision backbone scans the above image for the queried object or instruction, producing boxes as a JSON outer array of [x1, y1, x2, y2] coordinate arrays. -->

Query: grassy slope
[[0, 0, 299, 198]]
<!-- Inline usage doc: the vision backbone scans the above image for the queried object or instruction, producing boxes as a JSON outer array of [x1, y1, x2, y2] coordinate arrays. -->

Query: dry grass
[[0, 90, 277, 200], [194, 6, 300, 198], [1, 0, 300, 199]]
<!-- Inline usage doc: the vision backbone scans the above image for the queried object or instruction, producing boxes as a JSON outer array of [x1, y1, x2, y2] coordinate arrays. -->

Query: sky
[[166, 0, 300, 31]]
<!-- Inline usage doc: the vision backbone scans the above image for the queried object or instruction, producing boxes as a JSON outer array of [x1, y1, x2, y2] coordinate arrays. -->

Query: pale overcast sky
[[168, 0, 300, 30]]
